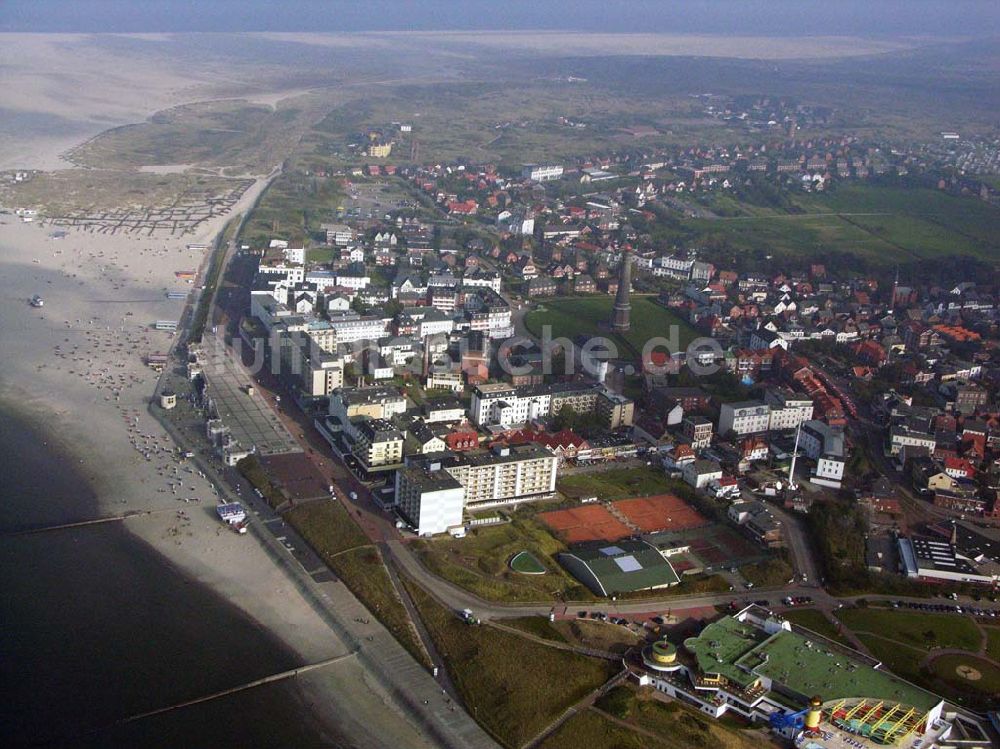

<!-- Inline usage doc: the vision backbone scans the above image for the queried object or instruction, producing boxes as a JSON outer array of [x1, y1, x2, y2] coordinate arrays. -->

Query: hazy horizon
[[2, 0, 1000, 38]]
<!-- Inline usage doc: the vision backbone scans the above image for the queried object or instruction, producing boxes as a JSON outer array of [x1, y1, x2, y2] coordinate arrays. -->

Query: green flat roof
[[684, 616, 941, 713], [684, 617, 769, 689], [745, 630, 939, 712]]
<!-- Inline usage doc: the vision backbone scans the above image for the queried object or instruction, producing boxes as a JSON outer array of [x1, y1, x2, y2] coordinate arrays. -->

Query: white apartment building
[[424, 399, 467, 424], [304, 270, 340, 292], [426, 370, 464, 392], [417, 310, 455, 338], [496, 211, 535, 236], [443, 445, 559, 507], [470, 383, 550, 427], [889, 423, 937, 457], [718, 400, 771, 437], [682, 459, 723, 489], [395, 465, 465, 536], [352, 418, 404, 469], [650, 255, 695, 279], [258, 262, 305, 284], [764, 389, 814, 431], [329, 386, 408, 423], [521, 163, 563, 182], [309, 313, 390, 348], [335, 271, 370, 290], [462, 271, 502, 294], [799, 420, 847, 489], [322, 223, 355, 246]]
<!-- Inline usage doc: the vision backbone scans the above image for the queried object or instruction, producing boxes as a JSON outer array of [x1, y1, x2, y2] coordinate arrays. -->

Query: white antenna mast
[[788, 420, 802, 491]]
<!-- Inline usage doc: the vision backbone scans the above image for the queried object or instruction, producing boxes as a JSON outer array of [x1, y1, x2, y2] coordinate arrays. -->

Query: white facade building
[[718, 400, 771, 437], [521, 164, 563, 182], [799, 420, 847, 488], [470, 383, 550, 427], [395, 465, 466, 536], [765, 389, 814, 431]]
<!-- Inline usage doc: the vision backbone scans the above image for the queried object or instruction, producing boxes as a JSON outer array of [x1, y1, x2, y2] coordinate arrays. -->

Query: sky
[[2, 0, 999, 37]]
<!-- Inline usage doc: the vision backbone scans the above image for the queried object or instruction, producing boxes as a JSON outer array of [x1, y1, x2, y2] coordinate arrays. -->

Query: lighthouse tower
[[610, 249, 633, 332]]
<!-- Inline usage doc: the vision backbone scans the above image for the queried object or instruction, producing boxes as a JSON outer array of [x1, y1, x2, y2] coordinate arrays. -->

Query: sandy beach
[[0, 204, 472, 746]]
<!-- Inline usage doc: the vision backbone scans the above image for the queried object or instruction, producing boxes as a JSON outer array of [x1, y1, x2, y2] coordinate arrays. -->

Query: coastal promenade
[[150, 216, 499, 749]]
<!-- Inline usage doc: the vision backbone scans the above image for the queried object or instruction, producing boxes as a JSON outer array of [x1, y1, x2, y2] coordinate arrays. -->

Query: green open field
[[413, 518, 593, 603], [854, 634, 927, 683], [240, 168, 343, 246], [835, 607, 982, 652], [557, 466, 725, 523], [405, 579, 615, 748], [553, 618, 645, 654], [677, 184, 1000, 263], [739, 558, 793, 589], [524, 296, 698, 359], [926, 653, 1000, 705], [837, 609, 1000, 708], [538, 708, 672, 749], [284, 499, 370, 555], [779, 608, 851, 647], [591, 685, 758, 749], [556, 467, 682, 501], [986, 627, 1000, 661], [283, 500, 428, 665], [307, 81, 709, 171], [500, 616, 569, 644]]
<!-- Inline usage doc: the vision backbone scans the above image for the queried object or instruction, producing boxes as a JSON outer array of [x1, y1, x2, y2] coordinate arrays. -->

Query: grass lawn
[[594, 685, 759, 749], [797, 185, 1000, 260], [413, 518, 593, 602], [780, 608, 852, 646], [926, 653, 1000, 706], [853, 633, 927, 683], [283, 500, 428, 666], [500, 616, 569, 644], [237, 454, 288, 509], [676, 184, 1000, 263], [305, 247, 338, 264], [557, 467, 679, 501], [324, 546, 429, 667], [405, 579, 616, 749], [740, 558, 793, 588], [552, 619, 644, 654], [836, 608, 982, 652], [986, 627, 1000, 662], [284, 499, 370, 556], [538, 708, 672, 749], [524, 296, 697, 358]]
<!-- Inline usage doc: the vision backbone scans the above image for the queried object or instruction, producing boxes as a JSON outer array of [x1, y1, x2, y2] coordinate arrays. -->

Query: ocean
[[0, 406, 341, 747]]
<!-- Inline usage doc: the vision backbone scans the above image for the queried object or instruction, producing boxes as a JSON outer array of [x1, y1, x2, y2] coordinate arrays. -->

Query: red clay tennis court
[[612, 494, 708, 533], [539, 505, 631, 543]]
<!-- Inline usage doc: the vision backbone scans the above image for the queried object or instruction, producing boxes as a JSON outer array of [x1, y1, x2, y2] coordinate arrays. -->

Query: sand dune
[[259, 29, 923, 59]]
